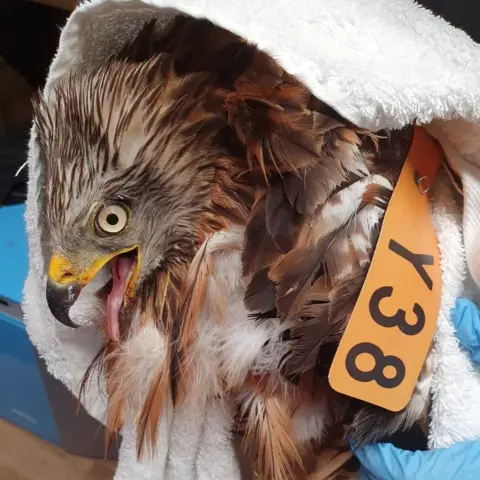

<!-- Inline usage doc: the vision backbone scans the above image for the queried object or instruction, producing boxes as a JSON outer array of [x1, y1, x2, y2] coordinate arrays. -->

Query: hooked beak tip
[[46, 280, 81, 329]]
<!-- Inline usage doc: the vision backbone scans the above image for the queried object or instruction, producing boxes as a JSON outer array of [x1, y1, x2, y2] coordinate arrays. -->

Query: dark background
[[419, 0, 480, 42]]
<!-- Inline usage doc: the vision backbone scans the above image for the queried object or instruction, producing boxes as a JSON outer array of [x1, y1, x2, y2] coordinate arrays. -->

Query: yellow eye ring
[[95, 203, 129, 234]]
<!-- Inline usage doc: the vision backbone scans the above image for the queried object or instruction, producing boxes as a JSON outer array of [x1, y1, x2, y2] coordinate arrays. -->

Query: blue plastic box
[[0, 203, 61, 445]]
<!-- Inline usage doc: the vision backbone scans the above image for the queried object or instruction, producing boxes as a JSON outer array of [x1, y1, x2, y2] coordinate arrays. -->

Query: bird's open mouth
[[105, 250, 138, 342], [46, 246, 140, 342]]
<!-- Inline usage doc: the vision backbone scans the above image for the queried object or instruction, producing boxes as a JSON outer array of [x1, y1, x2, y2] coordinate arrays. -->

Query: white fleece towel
[[22, 0, 480, 478]]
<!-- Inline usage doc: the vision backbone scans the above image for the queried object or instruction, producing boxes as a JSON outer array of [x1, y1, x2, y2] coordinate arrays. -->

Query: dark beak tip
[[46, 280, 81, 329]]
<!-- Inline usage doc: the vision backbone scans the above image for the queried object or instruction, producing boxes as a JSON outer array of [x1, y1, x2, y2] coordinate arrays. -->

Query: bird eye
[[95, 204, 128, 234]]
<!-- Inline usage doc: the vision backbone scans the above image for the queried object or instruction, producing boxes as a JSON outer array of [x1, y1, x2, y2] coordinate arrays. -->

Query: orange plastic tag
[[328, 127, 443, 412]]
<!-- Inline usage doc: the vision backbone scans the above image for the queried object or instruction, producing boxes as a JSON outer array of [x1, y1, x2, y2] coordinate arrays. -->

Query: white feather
[[291, 395, 331, 447]]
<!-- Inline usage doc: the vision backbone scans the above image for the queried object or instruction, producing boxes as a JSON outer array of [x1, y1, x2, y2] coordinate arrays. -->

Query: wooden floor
[[0, 419, 116, 480]]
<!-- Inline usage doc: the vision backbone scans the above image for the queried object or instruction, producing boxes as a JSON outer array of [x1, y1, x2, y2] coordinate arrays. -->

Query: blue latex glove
[[352, 297, 480, 480], [451, 297, 480, 364]]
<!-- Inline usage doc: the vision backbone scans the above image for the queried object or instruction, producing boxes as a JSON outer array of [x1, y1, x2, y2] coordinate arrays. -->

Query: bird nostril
[[53, 268, 77, 285], [60, 272, 75, 283], [49, 256, 80, 286]]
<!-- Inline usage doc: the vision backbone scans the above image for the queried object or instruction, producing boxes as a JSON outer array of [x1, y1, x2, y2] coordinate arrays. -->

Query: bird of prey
[[33, 16, 426, 479]]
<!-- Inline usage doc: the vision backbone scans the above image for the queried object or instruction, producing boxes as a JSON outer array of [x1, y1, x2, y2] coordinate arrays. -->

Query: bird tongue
[[107, 255, 134, 342]]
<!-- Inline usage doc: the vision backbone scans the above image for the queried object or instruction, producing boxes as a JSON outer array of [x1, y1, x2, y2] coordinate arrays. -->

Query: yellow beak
[[46, 245, 140, 328]]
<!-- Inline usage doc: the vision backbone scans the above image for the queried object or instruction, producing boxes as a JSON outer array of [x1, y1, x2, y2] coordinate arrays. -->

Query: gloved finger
[[451, 298, 480, 363], [353, 439, 480, 480], [353, 442, 419, 480]]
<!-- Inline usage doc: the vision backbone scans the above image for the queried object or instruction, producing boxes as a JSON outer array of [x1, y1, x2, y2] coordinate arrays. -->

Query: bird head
[[33, 55, 248, 342]]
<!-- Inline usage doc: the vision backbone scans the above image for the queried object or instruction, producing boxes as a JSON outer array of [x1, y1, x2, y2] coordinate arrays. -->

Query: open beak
[[46, 246, 140, 328]]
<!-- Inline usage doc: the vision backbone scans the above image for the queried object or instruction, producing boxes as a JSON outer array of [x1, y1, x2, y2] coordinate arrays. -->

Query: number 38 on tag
[[328, 127, 442, 412]]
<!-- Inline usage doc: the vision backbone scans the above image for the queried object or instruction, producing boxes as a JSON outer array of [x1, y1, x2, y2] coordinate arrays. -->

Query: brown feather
[[241, 393, 302, 480], [360, 183, 392, 210], [242, 193, 280, 276], [309, 276, 332, 303], [327, 268, 366, 330], [177, 238, 212, 352], [280, 313, 331, 376], [155, 270, 173, 330], [279, 126, 372, 217], [220, 74, 353, 183], [283, 166, 333, 217], [263, 129, 321, 174], [136, 348, 171, 459], [269, 228, 340, 320], [280, 267, 367, 378], [298, 301, 331, 319], [244, 267, 277, 314], [266, 179, 303, 253], [173, 238, 214, 404], [208, 270, 229, 324], [104, 342, 125, 455]]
